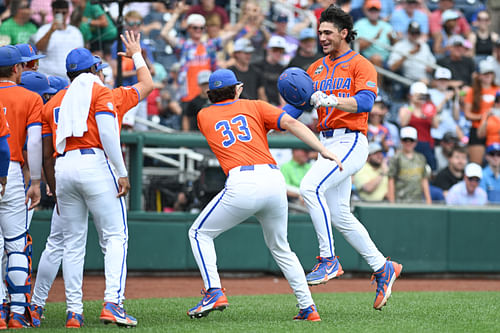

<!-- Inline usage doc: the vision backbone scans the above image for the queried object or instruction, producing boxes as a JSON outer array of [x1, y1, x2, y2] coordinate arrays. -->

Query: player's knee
[[299, 182, 315, 199]]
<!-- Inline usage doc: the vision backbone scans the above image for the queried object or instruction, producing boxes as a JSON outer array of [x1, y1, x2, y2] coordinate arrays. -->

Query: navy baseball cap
[[48, 75, 69, 91], [208, 69, 242, 90], [15, 43, 46, 61], [21, 71, 57, 97], [0, 45, 30, 66], [66, 48, 100, 72]]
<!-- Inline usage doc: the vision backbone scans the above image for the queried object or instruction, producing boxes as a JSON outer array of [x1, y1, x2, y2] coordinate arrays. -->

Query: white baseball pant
[[55, 148, 128, 314], [300, 129, 386, 271], [0, 162, 32, 314], [189, 164, 314, 309]]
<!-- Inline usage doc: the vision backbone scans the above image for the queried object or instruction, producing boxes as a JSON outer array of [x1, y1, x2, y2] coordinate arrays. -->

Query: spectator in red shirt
[[429, 0, 470, 37]]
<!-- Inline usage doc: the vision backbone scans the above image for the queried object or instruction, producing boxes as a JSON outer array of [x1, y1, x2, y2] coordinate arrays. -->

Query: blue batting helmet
[[277, 67, 314, 112]]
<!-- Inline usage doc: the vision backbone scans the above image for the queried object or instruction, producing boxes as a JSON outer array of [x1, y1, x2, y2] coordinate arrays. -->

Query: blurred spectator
[[270, 13, 298, 66], [255, 35, 287, 106], [353, 142, 389, 201], [429, 67, 462, 141], [434, 131, 459, 172], [287, 28, 322, 70], [31, 0, 54, 26], [388, 21, 436, 84], [33, 0, 84, 78], [477, 91, 500, 149], [390, 0, 429, 40], [280, 148, 312, 204], [186, 0, 229, 29], [353, 0, 394, 70], [432, 9, 462, 57], [228, 38, 263, 100], [368, 98, 393, 154], [350, 0, 395, 21], [388, 126, 432, 204], [182, 70, 211, 132], [480, 143, 500, 203], [70, 0, 117, 54], [429, 0, 470, 38], [376, 94, 400, 152], [446, 162, 487, 205], [234, 0, 271, 64], [161, 6, 219, 105], [492, 41, 500, 87], [468, 10, 498, 65], [464, 59, 498, 164], [0, 0, 37, 45], [432, 145, 467, 198], [399, 82, 439, 171], [157, 64, 183, 129], [436, 35, 475, 87]]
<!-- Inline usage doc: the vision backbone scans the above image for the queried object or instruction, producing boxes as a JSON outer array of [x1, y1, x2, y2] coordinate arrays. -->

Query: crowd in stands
[[0, 0, 499, 209]]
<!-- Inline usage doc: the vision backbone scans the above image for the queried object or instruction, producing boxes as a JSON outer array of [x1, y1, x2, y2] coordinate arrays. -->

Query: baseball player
[[31, 31, 153, 327], [0, 45, 43, 328], [187, 68, 342, 321], [299, 5, 402, 310]]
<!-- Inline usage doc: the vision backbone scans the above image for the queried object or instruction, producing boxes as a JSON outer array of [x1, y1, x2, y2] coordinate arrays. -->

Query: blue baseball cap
[[0, 45, 30, 66], [66, 48, 100, 72], [48, 75, 69, 92], [299, 28, 316, 41], [94, 56, 109, 72], [208, 69, 241, 90], [487, 143, 500, 154], [15, 43, 46, 61], [20, 71, 57, 97]]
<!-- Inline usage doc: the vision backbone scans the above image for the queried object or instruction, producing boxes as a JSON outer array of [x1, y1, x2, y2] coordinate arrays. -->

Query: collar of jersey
[[214, 99, 239, 106], [0, 81, 17, 88], [329, 49, 353, 62]]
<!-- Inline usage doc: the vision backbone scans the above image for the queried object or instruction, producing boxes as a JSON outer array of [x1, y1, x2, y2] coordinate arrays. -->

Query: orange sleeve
[[41, 103, 52, 137], [113, 86, 139, 120], [93, 85, 116, 118], [464, 88, 473, 105], [256, 100, 286, 132], [0, 104, 9, 138], [353, 57, 378, 95], [27, 94, 43, 129]]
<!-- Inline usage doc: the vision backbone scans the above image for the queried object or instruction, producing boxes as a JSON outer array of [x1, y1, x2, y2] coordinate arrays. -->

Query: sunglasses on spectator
[[401, 138, 416, 143], [126, 21, 142, 27], [190, 25, 205, 31], [26, 59, 39, 68], [467, 177, 480, 183], [488, 151, 500, 157]]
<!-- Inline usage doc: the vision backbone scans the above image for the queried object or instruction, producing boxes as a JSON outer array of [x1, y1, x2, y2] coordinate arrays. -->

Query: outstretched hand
[[319, 149, 343, 171], [117, 30, 141, 58]]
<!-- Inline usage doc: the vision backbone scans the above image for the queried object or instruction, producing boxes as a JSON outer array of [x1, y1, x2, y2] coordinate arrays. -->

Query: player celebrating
[[0, 45, 43, 329], [30, 31, 153, 327], [187, 69, 342, 321], [300, 5, 402, 310]]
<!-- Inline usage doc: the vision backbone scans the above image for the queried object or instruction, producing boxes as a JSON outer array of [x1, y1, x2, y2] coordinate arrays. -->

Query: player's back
[[0, 82, 43, 163], [307, 51, 377, 134], [197, 99, 284, 175], [41, 82, 115, 153]]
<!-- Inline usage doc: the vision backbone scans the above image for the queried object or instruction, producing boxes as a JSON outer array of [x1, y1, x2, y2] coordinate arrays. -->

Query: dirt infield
[[44, 275, 500, 303]]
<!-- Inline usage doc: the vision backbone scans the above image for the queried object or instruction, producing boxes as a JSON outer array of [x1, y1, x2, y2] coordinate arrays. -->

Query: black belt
[[321, 129, 359, 138], [57, 148, 95, 158], [240, 164, 278, 171]]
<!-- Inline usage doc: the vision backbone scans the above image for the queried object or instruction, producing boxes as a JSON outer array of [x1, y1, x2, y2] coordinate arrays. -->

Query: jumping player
[[300, 5, 402, 310], [31, 31, 153, 327], [38, 46, 138, 328], [0, 45, 43, 328], [187, 68, 343, 321]]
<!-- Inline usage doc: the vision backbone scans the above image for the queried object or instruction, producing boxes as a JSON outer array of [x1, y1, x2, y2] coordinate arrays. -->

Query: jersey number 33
[[215, 115, 252, 148]]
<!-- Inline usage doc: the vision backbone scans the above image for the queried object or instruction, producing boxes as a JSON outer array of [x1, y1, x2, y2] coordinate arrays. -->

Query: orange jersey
[[112, 86, 140, 130], [464, 86, 498, 128], [197, 99, 285, 175], [42, 83, 115, 153], [307, 50, 378, 136], [0, 101, 9, 138], [0, 82, 43, 163]]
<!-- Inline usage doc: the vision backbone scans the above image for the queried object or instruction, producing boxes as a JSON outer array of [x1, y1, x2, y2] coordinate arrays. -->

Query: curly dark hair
[[207, 84, 238, 103], [319, 5, 357, 43], [66, 66, 96, 81]]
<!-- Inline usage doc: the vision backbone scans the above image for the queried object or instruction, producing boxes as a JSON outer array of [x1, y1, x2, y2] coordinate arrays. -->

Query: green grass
[[37, 291, 500, 332]]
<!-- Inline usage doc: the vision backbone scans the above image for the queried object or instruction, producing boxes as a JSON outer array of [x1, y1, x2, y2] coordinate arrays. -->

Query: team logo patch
[[214, 80, 222, 88], [314, 65, 323, 75], [366, 81, 376, 88], [107, 102, 114, 111]]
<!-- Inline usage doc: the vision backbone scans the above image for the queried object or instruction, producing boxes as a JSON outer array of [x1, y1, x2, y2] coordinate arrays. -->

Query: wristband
[[132, 52, 146, 70]]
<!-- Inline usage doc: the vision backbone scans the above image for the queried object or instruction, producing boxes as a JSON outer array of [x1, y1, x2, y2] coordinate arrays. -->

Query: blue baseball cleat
[[187, 288, 229, 319], [100, 302, 137, 327], [293, 304, 321, 321], [306, 256, 344, 285], [371, 259, 403, 310]]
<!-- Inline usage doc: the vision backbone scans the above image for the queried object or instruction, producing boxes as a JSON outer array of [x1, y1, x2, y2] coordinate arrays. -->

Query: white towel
[[55, 73, 104, 154]]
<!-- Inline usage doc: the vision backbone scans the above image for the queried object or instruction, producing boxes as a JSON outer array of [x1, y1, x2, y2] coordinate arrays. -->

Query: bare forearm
[[35, 27, 55, 51]]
